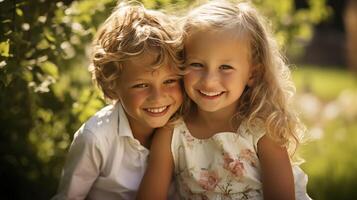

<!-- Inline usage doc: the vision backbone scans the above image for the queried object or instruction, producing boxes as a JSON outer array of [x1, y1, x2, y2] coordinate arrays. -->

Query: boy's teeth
[[199, 90, 222, 96], [146, 106, 168, 113]]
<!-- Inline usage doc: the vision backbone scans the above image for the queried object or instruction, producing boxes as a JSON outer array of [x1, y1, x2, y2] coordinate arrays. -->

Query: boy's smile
[[144, 105, 170, 116], [117, 51, 182, 133]]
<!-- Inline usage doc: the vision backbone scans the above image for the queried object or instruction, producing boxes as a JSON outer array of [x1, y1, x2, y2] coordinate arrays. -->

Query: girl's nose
[[201, 70, 219, 87]]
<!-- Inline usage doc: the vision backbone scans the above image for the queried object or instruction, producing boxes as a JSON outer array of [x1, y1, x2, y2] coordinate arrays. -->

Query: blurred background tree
[[1, 0, 356, 199]]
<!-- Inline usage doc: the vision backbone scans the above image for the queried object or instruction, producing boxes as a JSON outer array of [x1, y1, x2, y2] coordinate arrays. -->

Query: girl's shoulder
[[239, 119, 266, 150]]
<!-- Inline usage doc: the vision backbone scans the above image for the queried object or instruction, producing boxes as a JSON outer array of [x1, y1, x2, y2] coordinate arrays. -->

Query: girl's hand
[[136, 127, 175, 200]]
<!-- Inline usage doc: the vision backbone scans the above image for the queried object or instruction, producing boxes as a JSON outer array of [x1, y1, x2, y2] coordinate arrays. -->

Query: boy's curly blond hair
[[182, 0, 306, 158], [89, 1, 183, 101]]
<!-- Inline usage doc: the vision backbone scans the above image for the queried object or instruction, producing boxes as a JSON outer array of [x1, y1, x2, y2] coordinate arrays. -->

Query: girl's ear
[[247, 64, 258, 87], [247, 76, 254, 87]]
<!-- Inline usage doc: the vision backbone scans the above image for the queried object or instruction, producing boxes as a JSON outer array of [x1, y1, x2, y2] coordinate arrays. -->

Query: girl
[[137, 1, 310, 200]]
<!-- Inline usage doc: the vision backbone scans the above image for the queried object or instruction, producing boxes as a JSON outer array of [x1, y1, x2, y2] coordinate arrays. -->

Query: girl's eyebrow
[[185, 57, 202, 61], [219, 59, 235, 63]]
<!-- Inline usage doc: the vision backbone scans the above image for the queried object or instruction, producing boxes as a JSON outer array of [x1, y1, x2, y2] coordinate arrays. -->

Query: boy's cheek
[[119, 90, 147, 104], [172, 85, 184, 104]]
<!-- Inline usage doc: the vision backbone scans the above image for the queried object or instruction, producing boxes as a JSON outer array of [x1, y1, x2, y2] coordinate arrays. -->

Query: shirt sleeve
[[52, 127, 103, 200]]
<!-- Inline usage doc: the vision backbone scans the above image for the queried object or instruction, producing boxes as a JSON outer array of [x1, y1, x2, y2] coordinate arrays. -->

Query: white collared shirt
[[52, 103, 150, 200]]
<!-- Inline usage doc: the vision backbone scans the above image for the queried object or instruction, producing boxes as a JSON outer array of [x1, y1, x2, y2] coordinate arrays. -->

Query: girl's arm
[[258, 135, 295, 200], [136, 127, 175, 200]]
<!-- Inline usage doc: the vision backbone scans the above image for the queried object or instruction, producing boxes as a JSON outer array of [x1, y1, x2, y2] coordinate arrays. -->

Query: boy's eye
[[132, 83, 148, 88], [219, 64, 234, 70], [164, 78, 179, 84], [189, 62, 203, 68]]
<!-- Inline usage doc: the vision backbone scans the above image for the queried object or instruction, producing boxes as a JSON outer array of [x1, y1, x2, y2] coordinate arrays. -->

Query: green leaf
[[40, 61, 58, 78], [16, 8, 23, 16], [0, 73, 13, 86], [44, 28, 56, 42], [0, 40, 10, 57]]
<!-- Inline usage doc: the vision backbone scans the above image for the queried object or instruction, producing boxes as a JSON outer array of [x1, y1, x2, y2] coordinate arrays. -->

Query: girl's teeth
[[199, 90, 222, 96], [146, 106, 168, 113]]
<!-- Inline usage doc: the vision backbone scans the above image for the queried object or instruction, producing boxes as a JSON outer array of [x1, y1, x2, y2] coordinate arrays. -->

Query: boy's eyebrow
[[185, 56, 201, 60], [168, 74, 182, 78]]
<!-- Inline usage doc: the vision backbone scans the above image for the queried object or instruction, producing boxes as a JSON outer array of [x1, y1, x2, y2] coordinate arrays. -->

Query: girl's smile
[[198, 90, 225, 98], [184, 30, 253, 114]]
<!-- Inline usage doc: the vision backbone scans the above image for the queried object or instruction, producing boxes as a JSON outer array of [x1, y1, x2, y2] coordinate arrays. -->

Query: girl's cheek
[[183, 72, 199, 86]]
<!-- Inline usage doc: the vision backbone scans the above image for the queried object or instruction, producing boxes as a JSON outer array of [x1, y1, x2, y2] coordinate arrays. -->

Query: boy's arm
[[53, 129, 101, 200], [136, 127, 175, 200], [258, 135, 295, 200]]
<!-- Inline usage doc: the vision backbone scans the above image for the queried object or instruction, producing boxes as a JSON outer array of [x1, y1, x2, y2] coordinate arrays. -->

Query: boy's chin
[[146, 119, 169, 129]]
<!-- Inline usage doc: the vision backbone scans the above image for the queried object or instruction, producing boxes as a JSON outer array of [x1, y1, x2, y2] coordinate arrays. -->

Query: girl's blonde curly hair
[[89, 1, 184, 101], [182, 0, 306, 158]]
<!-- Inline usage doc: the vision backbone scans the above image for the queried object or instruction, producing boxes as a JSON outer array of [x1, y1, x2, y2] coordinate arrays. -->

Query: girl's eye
[[132, 83, 148, 88], [189, 62, 203, 68], [219, 64, 234, 70]]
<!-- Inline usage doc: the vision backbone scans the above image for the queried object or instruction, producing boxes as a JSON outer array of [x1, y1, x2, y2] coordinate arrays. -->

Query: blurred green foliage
[[293, 66, 357, 101], [0, 0, 335, 199], [293, 66, 357, 200]]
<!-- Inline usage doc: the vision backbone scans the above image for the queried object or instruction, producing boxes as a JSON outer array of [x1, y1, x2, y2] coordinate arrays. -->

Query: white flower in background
[[337, 90, 357, 121], [322, 102, 340, 121], [309, 126, 324, 140], [60, 41, 75, 59], [295, 93, 323, 121]]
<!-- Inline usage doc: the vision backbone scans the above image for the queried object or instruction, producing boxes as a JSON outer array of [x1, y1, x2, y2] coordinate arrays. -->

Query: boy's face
[[117, 52, 183, 131]]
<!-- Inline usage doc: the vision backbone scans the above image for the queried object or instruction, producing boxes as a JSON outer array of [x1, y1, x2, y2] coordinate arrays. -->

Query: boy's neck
[[127, 118, 154, 149]]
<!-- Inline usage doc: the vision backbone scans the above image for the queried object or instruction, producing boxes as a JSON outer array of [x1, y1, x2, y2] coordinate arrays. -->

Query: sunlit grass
[[292, 65, 357, 101]]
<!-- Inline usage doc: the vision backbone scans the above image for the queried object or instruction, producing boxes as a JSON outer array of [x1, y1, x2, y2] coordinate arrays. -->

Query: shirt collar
[[117, 102, 135, 138], [116, 102, 150, 152]]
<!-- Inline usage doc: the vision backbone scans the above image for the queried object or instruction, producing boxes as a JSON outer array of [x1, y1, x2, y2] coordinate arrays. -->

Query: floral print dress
[[171, 120, 312, 200]]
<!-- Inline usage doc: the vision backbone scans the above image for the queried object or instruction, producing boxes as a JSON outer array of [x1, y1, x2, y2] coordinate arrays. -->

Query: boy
[[52, 1, 183, 199]]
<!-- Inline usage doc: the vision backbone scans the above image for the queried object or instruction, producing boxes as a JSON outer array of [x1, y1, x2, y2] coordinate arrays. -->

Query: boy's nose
[[149, 86, 165, 101]]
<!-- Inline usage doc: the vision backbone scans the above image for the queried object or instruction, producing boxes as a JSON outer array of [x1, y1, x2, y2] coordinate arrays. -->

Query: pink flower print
[[223, 153, 234, 166], [180, 180, 194, 196], [198, 170, 220, 191], [223, 153, 245, 178], [239, 149, 258, 167], [182, 130, 195, 143], [200, 194, 209, 200]]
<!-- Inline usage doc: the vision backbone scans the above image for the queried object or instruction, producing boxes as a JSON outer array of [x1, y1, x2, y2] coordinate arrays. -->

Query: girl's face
[[184, 30, 253, 114]]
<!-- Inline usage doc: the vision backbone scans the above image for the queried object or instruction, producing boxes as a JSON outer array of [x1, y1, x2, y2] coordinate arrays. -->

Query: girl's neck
[[186, 105, 239, 138]]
